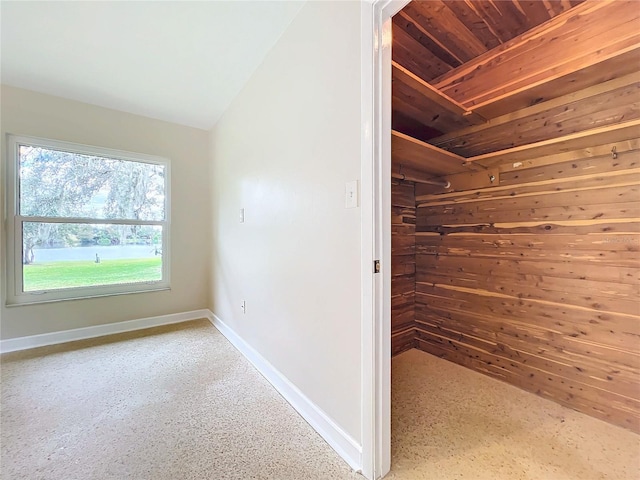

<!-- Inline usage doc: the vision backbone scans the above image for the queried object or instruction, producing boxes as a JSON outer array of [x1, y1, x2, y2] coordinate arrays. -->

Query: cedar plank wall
[[414, 146, 640, 432], [392, 179, 416, 355]]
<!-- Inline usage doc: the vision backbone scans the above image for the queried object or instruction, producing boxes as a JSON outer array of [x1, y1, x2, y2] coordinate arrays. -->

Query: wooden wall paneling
[[392, 105, 443, 143], [542, 0, 582, 16], [413, 139, 640, 433], [420, 183, 640, 214], [415, 221, 640, 237], [417, 164, 640, 209], [391, 289, 414, 332], [415, 268, 640, 317], [412, 314, 640, 431], [391, 230, 414, 255], [394, 10, 463, 67], [473, 47, 640, 120], [413, 260, 640, 302], [432, 168, 499, 193], [417, 251, 640, 285], [391, 0, 638, 433], [465, 119, 640, 169], [414, 298, 640, 430], [433, 1, 640, 111], [391, 162, 452, 184], [393, 176, 417, 207], [433, 69, 640, 145], [415, 232, 640, 255], [393, 10, 461, 68], [414, 300, 638, 372], [515, 1, 553, 27], [497, 142, 640, 185], [465, 41, 640, 115], [414, 283, 640, 348], [393, 0, 585, 85], [443, 1, 501, 51], [429, 72, 640, 157], [415, 230, 640, 265], [394, 120, 640, 180], [400, 1, 488, 63], [392, 15, 455, 83], [415, 241, 640, 271], [469, 0, 530, 42], [392, 179, 416, 356], [418, 200, 640, 227], [413, 306, 639, 390], [392, 327, 417, 357], [418, 197, 640, 227], [413, 300, 638, 367]]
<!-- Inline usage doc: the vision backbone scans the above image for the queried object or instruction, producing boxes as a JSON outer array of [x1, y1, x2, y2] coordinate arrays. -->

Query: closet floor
[[388, 349, 639, 480]]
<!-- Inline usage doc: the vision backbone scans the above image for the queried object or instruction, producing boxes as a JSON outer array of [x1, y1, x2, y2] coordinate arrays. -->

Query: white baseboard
[[0, 309, 211, 354], [206, 312, 363, 473]]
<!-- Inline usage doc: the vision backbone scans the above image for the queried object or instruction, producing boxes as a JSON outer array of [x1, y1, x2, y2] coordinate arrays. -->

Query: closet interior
[[390, 0, 639, 434]]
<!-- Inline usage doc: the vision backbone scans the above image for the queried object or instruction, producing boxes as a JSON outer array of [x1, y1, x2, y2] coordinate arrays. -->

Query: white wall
[[1, 86, 211, 339], [209, 0, 363, 444]]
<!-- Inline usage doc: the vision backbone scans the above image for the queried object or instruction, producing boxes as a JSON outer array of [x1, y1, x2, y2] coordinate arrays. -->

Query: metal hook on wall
[[611, 146, 618, 159]]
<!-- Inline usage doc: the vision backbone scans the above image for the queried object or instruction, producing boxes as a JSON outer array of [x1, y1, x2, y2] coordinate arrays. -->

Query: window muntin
[[6, 135, 170, 305]]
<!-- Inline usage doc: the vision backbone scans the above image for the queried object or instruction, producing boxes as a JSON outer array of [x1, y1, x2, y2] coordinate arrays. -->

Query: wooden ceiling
[[391, 0, 640, 181], [393, 0, 584, 84]]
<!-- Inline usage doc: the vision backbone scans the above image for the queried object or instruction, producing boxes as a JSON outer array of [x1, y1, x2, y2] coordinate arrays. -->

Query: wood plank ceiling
[[392, 0, 640, 181]]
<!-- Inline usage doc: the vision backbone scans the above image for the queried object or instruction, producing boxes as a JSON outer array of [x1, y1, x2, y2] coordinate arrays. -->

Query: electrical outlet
[[345, 180, 358, 208]]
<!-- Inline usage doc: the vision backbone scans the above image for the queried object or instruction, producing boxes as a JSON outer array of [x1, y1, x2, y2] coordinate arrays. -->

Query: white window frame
[[5, 134, 171, 306]]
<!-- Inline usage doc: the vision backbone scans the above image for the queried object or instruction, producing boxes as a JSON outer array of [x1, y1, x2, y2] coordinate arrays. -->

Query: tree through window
[[7, 135, 170, 304]]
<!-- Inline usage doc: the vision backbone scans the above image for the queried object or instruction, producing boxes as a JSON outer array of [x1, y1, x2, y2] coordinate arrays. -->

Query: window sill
[[5, 285, 171, 307]]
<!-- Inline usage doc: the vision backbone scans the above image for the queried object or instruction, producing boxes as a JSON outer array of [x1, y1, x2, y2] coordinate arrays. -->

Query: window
[[6, 135, 170, 305]]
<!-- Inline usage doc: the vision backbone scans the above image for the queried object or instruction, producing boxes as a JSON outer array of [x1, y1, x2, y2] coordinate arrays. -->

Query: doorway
[[372, 0, 640, 478]]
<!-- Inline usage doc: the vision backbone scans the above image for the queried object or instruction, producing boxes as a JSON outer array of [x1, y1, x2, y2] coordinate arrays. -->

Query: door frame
[[360, 1, 410, 478]]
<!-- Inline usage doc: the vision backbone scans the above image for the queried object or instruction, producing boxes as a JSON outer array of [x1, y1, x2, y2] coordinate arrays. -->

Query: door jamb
[[360, 1, 410, 478]]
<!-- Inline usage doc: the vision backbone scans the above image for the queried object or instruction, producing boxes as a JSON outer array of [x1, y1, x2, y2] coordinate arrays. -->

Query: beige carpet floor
[[1, 320, 638, 479], [389, 349, 640, 480], [1, 320, 360, 480]]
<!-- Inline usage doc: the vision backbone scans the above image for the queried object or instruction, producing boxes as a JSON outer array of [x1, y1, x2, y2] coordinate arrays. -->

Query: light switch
[[240, 208, 245, 223], [345, 180, 358, 208]]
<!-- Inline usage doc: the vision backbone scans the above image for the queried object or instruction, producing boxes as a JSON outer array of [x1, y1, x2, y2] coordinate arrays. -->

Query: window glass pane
[[22, 222, 163, 292], [19, 145, 165, 221]]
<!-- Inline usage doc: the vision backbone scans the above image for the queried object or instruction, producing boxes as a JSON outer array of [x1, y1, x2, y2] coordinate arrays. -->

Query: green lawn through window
[[23, 257, 162, 291]]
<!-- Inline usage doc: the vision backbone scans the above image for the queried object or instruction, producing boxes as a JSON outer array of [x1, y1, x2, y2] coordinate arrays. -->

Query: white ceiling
[[1, 1, 305, 130]]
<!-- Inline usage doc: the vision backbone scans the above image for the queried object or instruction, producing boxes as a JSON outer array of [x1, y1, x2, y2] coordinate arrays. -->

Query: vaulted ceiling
[[391, 0, 640, 181], [1, 1, 304, 130]]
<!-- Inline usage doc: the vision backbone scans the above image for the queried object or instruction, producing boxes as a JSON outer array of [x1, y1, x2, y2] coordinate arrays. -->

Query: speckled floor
[[2, 322, 638, 480], [388, 349, 640, 480], [1, 320, 361, 480]]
